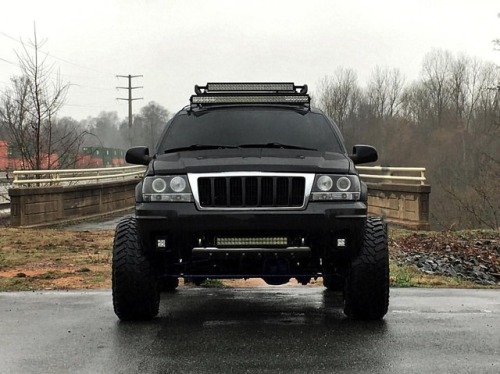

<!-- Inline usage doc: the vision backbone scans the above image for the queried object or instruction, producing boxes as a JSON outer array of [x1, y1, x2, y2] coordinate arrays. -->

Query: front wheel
[[343, 217, 389, 320], [112, 217, 160, 321]]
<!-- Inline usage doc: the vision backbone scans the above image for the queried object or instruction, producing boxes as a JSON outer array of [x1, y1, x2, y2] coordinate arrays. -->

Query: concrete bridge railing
[[7, 166, 431, 229], [8, 166, 144, 228], [357, 166, 431, 230], [11, 165, 145, 186]]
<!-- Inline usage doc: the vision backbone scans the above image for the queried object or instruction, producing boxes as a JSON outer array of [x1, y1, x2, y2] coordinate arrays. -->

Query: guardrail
[[11, 165, 146, 187], [10, 165, 425, 186], [356, 166, 427, 185]]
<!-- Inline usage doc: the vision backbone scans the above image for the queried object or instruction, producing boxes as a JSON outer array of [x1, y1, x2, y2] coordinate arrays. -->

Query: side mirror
[[349, 145, 378, 165], [126, 146, 151, 166]]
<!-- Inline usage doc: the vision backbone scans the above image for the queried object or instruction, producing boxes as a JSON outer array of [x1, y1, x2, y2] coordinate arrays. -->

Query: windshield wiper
[[164, 144, 238, 154], [237, 142, 317, 151]]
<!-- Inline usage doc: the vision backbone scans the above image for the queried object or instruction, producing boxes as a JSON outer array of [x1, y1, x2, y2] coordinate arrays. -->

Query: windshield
[[158, 108, 344, 154]]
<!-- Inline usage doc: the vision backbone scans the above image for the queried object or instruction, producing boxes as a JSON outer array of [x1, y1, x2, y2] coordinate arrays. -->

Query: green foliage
[[390, 261, 415, 287]]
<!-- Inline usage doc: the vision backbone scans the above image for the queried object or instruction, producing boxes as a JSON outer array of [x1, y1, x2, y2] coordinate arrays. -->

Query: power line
[[0, 30, 114, 76], [0, 56, 18, 66], [116, 74, 143, 145], [71, 83, 117, 92]]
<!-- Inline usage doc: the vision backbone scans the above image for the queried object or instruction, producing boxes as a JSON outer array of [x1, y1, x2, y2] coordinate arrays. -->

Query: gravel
[[392, 231, 500, 286]]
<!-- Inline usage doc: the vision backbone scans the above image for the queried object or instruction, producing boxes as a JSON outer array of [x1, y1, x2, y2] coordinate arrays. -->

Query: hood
[[149, 148, 354, 175]]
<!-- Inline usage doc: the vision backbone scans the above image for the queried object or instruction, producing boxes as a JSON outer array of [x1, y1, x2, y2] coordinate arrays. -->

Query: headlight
[[317, 176, 333, 191], [142, 175, 193, 202], [151, 178, 167, 193], [336, 177, 351, 192], [311, 175, 361, 201], [170, 176, 187, 192]]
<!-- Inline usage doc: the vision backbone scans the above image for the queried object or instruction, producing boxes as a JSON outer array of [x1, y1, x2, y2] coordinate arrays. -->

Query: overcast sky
[[0, 0, 499, 121]]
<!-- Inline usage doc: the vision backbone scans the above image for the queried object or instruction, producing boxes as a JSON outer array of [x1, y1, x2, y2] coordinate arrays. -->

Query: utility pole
[[116, 74, 143, 146]]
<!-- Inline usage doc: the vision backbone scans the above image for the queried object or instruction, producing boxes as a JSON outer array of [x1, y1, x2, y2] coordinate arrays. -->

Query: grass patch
[[90, 274, 105, 283], [390, 260, 485, 288], [0, 277, 34, 292], [200, 279, 226, 288], [37, 271, 60, 280]]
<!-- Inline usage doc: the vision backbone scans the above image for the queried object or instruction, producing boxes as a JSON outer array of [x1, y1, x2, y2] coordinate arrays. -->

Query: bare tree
[[421, 49, 453, 127], [317, 69, 361, 132], [0, 27, 86, 169], [138, 101, 170, 151], [449, 54, 469, 122], [400, 82, 432, 127], [366, 67, 405, 120], [448, 55, 497, 132], [84, 111, 125, 149]]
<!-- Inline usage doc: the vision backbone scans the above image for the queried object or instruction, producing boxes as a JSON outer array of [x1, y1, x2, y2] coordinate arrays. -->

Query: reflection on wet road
[[0, 288, 499, 373]]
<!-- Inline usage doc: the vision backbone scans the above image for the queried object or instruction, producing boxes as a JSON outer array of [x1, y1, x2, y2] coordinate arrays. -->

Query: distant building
[[77, 147, 126, 168], [0, 140, 125, 170], [0, 140, 7, 170]]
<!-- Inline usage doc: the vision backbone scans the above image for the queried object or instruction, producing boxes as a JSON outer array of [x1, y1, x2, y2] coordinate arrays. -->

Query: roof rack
[[190, 82, 310, 108]]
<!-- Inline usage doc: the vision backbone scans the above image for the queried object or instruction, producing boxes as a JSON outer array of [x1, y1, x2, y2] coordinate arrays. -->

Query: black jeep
[[112, 83, 389, 321]]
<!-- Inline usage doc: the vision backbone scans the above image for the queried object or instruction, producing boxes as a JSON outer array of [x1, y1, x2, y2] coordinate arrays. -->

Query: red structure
[[0, 140, 8, 170], [0, 140, 124, 170], [75, 154, 104, 168], [8, 154, 58, 170]]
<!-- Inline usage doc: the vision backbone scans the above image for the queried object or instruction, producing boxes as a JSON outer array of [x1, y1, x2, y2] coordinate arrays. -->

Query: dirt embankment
[[0, 229, 114, 290], [0, 227, 498, 291]]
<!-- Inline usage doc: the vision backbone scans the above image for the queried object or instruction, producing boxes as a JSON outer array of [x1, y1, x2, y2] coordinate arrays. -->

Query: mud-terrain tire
[[343, 217, 389, 320], [112, 217, 160, 321]]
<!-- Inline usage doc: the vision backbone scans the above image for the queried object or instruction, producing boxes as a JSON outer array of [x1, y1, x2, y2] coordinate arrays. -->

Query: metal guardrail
[[11, 165, 146, 187], [9, 165, 426, 187], [356, 166, 426, 185]]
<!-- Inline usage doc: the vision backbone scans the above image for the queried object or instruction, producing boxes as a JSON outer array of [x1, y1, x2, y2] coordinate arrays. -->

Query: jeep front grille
[[188, 172, 314, 210]]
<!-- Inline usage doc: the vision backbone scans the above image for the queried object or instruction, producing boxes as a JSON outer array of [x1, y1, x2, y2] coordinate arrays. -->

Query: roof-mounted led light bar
[[205, 83, 298, 92], [191, 82, 310, 108], [191, 95, 310, 105]]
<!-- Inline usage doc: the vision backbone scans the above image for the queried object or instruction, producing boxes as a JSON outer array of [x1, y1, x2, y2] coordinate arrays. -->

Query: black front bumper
[[136, 201, 366, 251], [135, 201, 367, 277]]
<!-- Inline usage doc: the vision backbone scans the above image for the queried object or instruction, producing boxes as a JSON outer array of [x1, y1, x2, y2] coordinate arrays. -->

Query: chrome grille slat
[[198, 176, 304, 208], [188, 172, 315, 211]]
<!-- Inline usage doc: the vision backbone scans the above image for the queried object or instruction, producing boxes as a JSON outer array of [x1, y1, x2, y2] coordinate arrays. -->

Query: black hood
[[149, 148, 354, 175]]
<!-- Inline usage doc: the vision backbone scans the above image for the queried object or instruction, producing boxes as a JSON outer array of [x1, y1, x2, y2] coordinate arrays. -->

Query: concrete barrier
[[9, 180, 137, 228], [9, 179, 431, 230], [366, 182, 431, 230]]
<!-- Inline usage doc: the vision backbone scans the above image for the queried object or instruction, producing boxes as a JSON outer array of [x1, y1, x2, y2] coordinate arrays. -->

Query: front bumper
[[136, 201, 366, 249], [135, 201, 367, 277]]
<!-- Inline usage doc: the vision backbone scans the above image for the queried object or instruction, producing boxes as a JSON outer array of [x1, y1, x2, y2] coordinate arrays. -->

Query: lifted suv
[[112, 83, 389, 321]]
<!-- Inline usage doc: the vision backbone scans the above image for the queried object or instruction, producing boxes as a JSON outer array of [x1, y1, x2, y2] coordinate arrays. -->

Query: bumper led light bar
[[216, 237, 288, 247]]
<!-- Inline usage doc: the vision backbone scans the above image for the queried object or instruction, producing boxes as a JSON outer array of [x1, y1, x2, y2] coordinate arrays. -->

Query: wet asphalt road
[[0, 288, 499, 374]]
